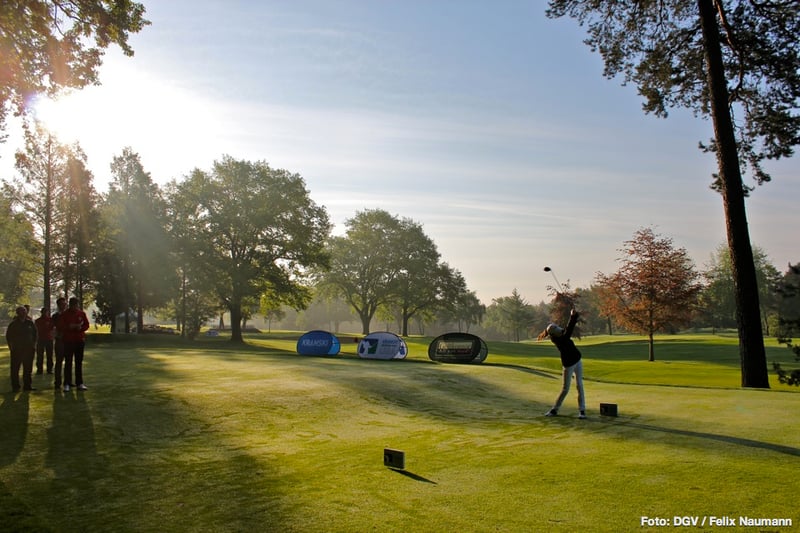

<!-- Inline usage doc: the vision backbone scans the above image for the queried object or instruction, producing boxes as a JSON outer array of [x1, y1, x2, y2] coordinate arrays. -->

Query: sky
[[1, 0, 798, 305]]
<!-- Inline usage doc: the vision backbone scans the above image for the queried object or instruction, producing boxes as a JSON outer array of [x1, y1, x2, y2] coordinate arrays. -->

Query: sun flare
[[26, 57, 225, 183]]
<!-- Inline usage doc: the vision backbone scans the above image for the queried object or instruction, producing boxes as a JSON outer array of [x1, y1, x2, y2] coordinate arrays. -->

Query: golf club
[[543, 266, 565, 293]]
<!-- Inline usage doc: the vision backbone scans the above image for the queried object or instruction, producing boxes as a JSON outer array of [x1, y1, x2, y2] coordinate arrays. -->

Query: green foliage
[[8, 122, 82, 308], [774, 263, 800, 385], [546, 0, 800, 187], [10, 123, 101, 308], [700, 243, 782, 333], [320, 209, 456, 335], [0, 0, 149, 134], [0, 193, 38, 309], [485, 288, 538, 342], [437, 288, 485, 334], [96, 148, 175, 330], [546, 0, 794, 388], [59, 149, 99, 304], [173, 155, 331, 342]]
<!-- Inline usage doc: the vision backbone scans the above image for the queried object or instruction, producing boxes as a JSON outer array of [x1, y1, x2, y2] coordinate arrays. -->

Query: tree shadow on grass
[[0, 392, 29, 467], [483, 362, 558, 380], [202, 338, 800, 459], [283, 346, 800, 461], [604, 418, 800, 458], [1, 340, 302, 533]]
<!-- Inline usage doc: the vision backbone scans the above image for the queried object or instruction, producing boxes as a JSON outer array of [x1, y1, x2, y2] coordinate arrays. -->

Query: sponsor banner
[[357, 331, 408, 360], [296, 330, 341, 356], [428, 332, 488, 364]]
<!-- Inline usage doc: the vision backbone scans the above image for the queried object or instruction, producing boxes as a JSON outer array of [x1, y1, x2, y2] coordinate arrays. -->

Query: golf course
[[1, 331, 798, 532]]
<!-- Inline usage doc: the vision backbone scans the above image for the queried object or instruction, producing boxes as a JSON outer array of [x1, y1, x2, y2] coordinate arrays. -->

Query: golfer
[[538, 308, 586, 419]]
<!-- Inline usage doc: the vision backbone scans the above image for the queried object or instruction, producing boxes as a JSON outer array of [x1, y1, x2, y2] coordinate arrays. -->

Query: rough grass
[[0, 332, 798, 532]]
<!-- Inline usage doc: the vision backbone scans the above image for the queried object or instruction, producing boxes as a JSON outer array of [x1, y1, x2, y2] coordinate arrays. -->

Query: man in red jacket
[[35, 307, 55, 375], [57, 297, 90, 392]]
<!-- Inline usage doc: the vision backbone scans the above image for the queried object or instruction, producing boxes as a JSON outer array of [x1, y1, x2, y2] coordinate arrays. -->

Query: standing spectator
[[51, 297, 67, 390], [57, 297, 90, 392], [6, 306, 38, 392], [35, 308, 55, 374]]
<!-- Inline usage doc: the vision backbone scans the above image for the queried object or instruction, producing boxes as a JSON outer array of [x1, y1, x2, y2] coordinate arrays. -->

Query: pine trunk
[[698, 0, 769, 388]]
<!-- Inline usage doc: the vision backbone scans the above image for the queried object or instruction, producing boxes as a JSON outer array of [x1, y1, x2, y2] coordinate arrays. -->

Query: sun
[[30, 91, 87, 144], [24, 56, 226, 184]]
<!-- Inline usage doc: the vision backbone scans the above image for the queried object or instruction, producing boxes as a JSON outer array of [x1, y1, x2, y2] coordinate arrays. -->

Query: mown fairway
[[1, 333, 798, 532]]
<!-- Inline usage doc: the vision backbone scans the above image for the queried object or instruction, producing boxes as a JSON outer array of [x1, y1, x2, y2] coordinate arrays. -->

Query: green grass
[[1, 332, 798, 532]]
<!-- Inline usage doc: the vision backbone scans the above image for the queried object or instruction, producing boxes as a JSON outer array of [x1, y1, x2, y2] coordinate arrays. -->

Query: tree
[[700, 245, 738, 332], [485, 289, 536, 342], [8, 122, 68, 310], [59, 151, 100, 305], [0, 0, 149, 136], [6, 123, 98, 308], [438, 287, 485, 334], [388, 231, 464, 336], [106, 148, 174, 332], [701, 244, 781, 333], [92, 201, 130, 330], [259, 290, 286, 333], [176, 155, 330, 343], [321, 209, 400, 335], [164, 177, 218, 338], [546, 1, 800, 386], [774, 263, 800, 386], [574, 286, 608, 335], [0, 192, 39, 309], [595, 228, 702, 361]]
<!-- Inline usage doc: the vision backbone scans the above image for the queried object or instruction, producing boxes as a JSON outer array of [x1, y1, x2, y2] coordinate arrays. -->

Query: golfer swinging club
[[538, 308, 586, 419]]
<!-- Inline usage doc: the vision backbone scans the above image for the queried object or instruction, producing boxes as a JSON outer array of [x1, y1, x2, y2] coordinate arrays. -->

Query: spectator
[[6, 306, 38, 392], [57, 297, 90, 392], [35, 307, 55, 375], [51, 297, 67, 390]]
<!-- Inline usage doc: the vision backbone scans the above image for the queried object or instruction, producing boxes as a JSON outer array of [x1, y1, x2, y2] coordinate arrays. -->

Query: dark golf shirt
[[550, 312, 581, 367]]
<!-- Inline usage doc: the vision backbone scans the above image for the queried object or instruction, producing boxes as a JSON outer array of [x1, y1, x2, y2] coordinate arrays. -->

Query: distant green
[[1, 332, 797, 532]]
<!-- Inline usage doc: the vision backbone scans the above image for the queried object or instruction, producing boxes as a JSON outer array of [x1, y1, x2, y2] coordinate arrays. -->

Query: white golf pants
[[552, 359, 585, 412]]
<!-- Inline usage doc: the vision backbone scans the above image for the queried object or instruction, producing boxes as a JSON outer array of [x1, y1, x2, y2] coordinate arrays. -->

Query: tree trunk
[[180, 270, 187, 339], [43, 139, 53, 311], [229, 303, 244, 343], [137, 282, 144, 333], [648, 331, 655, 362], [698, 0, 769, 388], [122, 260, 131, 334]]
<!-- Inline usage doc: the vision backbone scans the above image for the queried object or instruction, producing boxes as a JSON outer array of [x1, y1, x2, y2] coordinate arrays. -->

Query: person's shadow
[[47, 392, 106, 498], [0, 392, 30, 466]]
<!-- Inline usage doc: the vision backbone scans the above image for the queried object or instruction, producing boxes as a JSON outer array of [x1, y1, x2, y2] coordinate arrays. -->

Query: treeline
[[1, 124, 798, 361], [1, 125, 482, 342]]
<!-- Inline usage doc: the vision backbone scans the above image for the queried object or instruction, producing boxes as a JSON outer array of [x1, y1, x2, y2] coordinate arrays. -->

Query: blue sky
[[1, 1, 797, 305]]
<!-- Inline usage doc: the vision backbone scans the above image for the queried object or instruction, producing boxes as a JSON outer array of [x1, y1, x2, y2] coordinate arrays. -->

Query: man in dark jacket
[[51, 297, 67, 390], [6, 306, 38, 392], [538, 308, 586, 419]]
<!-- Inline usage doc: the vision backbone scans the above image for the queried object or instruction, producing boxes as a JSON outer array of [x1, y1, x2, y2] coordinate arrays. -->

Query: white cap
[[546, 323, 564, 337]]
